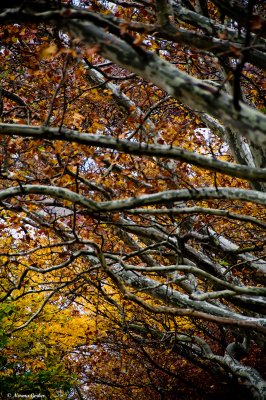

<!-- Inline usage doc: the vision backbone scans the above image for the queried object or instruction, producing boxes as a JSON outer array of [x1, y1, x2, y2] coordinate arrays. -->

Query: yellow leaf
[[39, 44, 58, 59]]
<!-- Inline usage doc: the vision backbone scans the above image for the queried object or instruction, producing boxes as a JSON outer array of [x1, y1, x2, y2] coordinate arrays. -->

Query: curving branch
[[112, 264, 266, 334], [0, 184, 266, 212], [0, 4, 265, 144], [0, 123, 265, 181]]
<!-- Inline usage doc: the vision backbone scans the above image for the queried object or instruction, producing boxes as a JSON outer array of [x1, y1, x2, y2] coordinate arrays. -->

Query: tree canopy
[[0, 0, 265, 399]]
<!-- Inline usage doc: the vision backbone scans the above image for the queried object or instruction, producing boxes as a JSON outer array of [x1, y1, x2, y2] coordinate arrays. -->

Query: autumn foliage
[[0, 1, 265, 399]]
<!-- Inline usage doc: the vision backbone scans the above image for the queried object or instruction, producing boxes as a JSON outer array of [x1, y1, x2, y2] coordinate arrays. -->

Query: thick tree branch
[[0, 123, 265, 181], [0, 185, 266, 211], [0, 4, 265, 143]]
